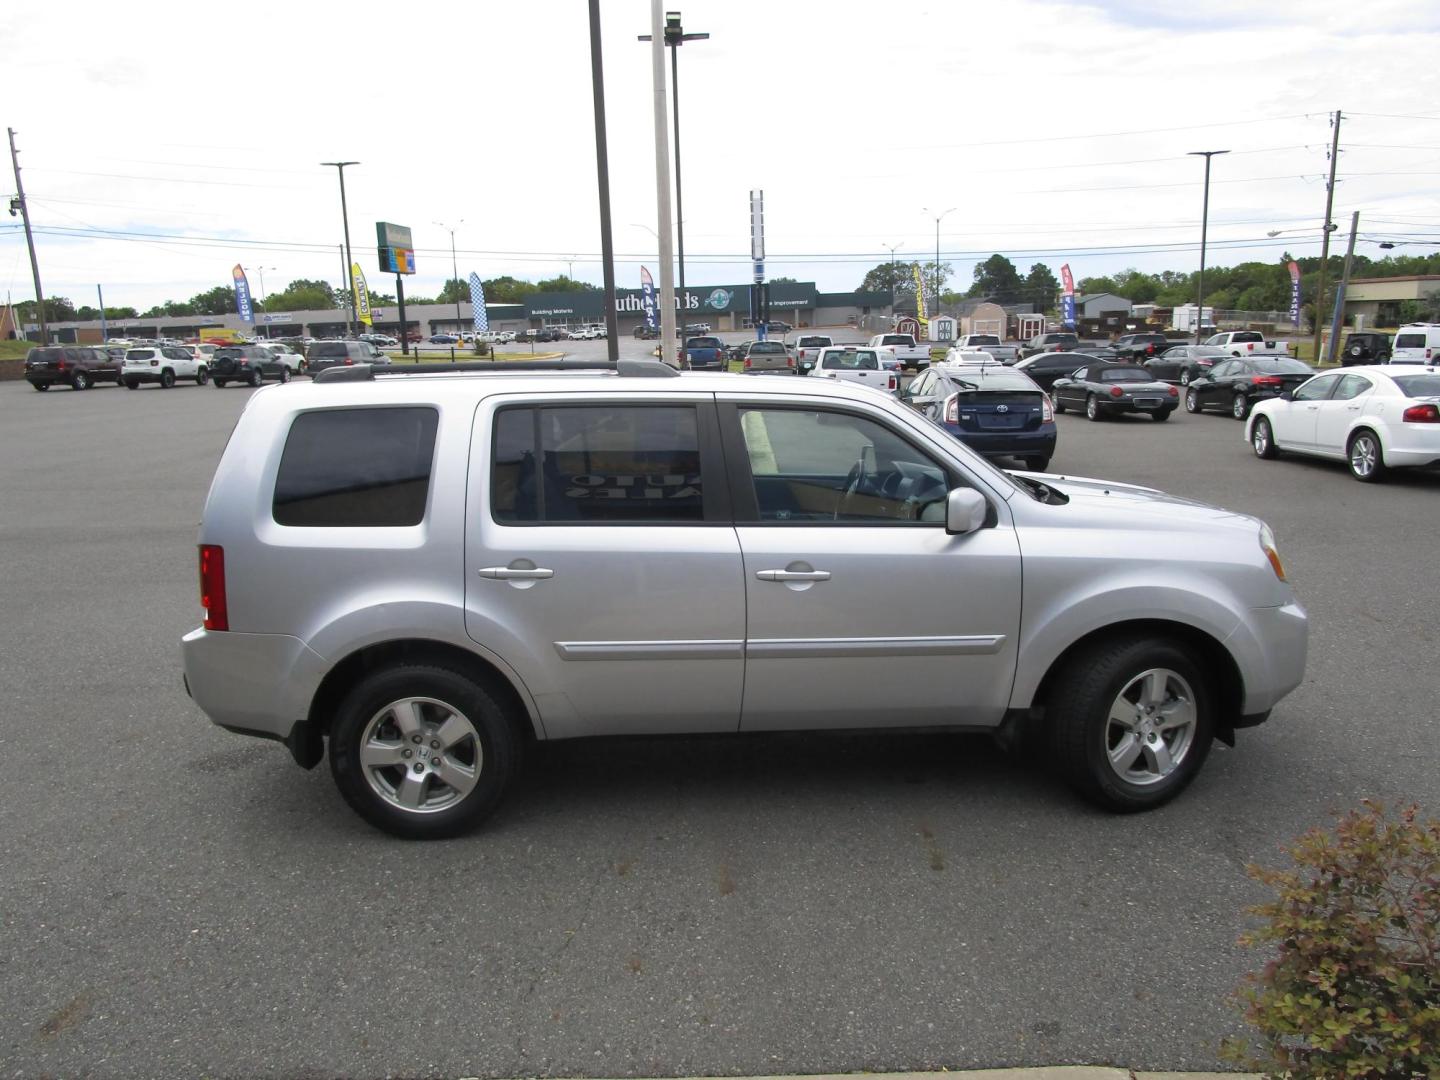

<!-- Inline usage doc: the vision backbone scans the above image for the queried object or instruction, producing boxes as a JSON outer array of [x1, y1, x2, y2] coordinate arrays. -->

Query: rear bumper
[[122, 369, 165, 383], [944, 423, 1057, 458], [181, 627, 329, 741]]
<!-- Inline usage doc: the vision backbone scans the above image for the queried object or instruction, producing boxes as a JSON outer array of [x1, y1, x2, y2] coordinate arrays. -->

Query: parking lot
[[2, 373, 1437, 1077]]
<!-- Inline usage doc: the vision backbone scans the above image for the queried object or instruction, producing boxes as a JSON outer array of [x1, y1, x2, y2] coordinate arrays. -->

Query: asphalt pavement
[[1, 371, 1436, 1078]]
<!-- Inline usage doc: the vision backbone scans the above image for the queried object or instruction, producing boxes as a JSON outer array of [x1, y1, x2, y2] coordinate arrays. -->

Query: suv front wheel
[[1048, 635, 1215, 812], [328, 664, 520, 839]]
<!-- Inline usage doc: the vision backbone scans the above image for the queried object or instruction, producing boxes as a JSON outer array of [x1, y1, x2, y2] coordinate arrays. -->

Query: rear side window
[[1232, 331, 1263, 342], [1394, 333, 1426, 349], [797, 336, 831, 348], [309, 343, 348, 358], [750, 343, 785, 355], [273, 407, 439, 527], [492, 406, 704, 524]]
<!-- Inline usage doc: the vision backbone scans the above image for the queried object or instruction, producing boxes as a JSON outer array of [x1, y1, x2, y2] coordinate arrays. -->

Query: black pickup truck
[[24, 346, 124, 391]]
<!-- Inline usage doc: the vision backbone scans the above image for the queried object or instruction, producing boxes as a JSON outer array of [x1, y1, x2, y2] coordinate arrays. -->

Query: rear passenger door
[[466, 394, 745, 739]]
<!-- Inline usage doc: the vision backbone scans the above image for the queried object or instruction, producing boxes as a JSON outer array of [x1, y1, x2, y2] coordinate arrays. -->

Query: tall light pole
[[640, 10, 708, 327], [320, 161, 359, 338], [883, 242, 902, 315], [434, 220, 464, 335], [921, 208, 955, 319], [250, 266, 277, 338], [1188, 150, 1228, 344]]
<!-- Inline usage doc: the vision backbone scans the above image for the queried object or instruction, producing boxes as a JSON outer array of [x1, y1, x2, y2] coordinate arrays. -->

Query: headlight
[[1259, 523, 1287, 582]]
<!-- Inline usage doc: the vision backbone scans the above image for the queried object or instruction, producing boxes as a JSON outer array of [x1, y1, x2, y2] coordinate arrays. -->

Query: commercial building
[[1342, 275, 1440, 327], [25, 282, 893, 343]]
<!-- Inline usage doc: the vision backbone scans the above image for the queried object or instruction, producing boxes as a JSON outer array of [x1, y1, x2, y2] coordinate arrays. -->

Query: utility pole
[[589, 0, 620, 360], [648, 0, 677, 364], [97, 284, 108, 343], [1326, 210, 1360, 365], [320, 161, 360, 338], [1188, 150, 1229, 344], [921, 208, 955, 323], [434, 221, 464, 337], [8, 128, 48, 345], [884, 242, 902, 316], [1311, 110, 1342, 363]]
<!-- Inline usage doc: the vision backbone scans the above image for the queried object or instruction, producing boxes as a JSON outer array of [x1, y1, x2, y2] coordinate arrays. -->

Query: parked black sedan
[[1014, 351, 1088, 392], [1183, 356, 1316, 420], [1144, 345, 1230, 385], [1051, 363, 1180, 422]]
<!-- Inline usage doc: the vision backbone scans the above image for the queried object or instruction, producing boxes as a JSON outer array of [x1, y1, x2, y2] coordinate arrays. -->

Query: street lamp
[[434, 219, 465, 337], [639, 11, 709, 314], [320, 162, 359, 337], [250, 266, 277, 338], [1188, 150, 1228, 344], [883, 242, 902, 313], [921, 207, 956, 319]]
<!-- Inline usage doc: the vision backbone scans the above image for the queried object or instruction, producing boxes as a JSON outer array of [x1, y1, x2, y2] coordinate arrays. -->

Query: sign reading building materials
[[376, 221, 416, 275]]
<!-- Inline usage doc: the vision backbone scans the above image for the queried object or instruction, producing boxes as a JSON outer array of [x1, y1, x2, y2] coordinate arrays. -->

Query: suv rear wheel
[[247, 368, 263, 388], [328, 664, 520, 839], [160, 369, 176, 389], [1048, 636, 1214, 811]]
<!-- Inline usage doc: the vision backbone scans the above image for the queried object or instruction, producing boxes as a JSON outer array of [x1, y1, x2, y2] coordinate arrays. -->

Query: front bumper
[[1225, 601, 1309, 716]]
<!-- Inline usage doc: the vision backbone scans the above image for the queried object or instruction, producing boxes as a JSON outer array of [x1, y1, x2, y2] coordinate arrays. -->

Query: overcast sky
[[3, 0, 1439, 311]]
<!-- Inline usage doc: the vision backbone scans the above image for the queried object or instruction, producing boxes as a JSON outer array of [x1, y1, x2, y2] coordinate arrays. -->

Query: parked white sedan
[[1246, 365, 1440, 482]]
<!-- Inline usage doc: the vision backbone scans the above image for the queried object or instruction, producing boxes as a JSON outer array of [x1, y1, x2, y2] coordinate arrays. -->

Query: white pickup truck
[[808, 346, 899, 394], [867, 333, 930, 370], [1203, 331, 1291, 357]]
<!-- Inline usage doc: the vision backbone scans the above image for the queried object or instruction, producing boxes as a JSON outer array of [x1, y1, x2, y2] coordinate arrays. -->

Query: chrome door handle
[[756, 569, 831, 582], [478, 566, 554, 580]]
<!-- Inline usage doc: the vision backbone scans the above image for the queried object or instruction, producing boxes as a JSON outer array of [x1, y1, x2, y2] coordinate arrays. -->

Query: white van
[[1391, 324, 1440, 364]]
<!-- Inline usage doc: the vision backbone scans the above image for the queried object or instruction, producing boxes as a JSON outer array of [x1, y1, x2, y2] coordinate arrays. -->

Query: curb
[[457, 1072, 1258, 1080]]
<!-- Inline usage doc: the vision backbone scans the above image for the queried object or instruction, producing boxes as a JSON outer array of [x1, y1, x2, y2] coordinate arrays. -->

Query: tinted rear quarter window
[[1394, 333, 1425, 349], [273, 407, 439, 527]]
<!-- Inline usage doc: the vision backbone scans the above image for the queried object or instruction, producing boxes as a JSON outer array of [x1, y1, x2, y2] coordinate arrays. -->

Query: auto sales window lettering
[[272, 407, 439, 527], [738, 408, 950, 525], [491, 406, 703, 525]]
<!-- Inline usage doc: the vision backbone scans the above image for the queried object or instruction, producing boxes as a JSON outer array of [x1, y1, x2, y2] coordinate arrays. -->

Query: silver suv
[[181, 360, 1308, 838]]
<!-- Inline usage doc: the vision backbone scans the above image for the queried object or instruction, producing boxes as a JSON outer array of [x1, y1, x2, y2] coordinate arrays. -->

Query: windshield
[[1253, 358, 1313, 374], [126, 349, 156, 360], [967, 335, 1001, 345], [750, 343, 785, 355], [309, 343, 349, 357], [1392, 374, 1440, 397], [686, 338, 721, 349], [1047, 334, 1078, 343], [880, 336, 912, 346], [821, 351, 879, 370], [1099, 367, 1153, 383], [797, 337, 830, 348]]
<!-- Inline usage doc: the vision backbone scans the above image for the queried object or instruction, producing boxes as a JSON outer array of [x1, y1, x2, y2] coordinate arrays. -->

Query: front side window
[[738, 407, 949, 524], [1293, 373, 1340, 402], [273, 407, 439, 527], [492, 405, 704, 524]]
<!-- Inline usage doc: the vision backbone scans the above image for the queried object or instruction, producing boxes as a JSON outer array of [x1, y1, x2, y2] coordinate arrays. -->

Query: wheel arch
[[1025, 618, 1245, 739], [306, 638, 544, 749]]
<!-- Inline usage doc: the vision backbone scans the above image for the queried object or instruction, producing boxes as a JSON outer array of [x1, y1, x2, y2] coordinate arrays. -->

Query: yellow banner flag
[[352, 263, 373, 326], [911, 262, 929, 334]]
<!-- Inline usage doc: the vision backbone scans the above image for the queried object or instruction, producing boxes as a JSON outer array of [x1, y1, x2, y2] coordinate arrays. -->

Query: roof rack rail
[[311, 358, 680, 384]]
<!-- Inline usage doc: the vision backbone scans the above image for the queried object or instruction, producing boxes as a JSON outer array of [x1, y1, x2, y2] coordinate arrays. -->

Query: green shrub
[[1224, 801, 1440, 1077]]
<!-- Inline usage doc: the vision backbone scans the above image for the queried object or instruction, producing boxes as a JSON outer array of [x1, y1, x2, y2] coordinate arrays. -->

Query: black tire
[[1047, 635, 1215, 812], [71, 370, 90, 391], [1053, 397, 1066, 414], [1179, 369, 1192, 386], [1085, 394, 1104, 422], [278, 366, 292, 384], [247, 368, 262, 388], [33, 382, 49, 391], [1252, 416, 1280, 459], [1347, 428, 1387, 483], [124, 379, 139, 390], [1377, 352, 1390, 364], [1024, 456, 1050, 471], [328, 664, 521, 839], [1184, 388, 1202, 414], [213, 379, 228, 388], [1152, 408, 1173, 422], [195, 367, 209, 386], [159, 368, 176, 389], [1231, 392, 1250, 421]]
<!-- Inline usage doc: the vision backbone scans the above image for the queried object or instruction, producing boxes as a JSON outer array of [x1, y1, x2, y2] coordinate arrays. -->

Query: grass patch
[[0, 340, 32, 360]]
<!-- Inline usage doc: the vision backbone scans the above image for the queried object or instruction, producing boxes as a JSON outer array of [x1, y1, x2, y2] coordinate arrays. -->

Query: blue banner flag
[[468, 273, 488, 331], [640, 266, 658, 330], [1288, 261, 1301, 327], [232, 265, 254, 323], [1061, 294, 1076, 328]]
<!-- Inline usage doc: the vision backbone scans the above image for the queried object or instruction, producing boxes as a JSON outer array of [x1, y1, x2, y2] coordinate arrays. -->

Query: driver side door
[[719, 398, 1022, 732]]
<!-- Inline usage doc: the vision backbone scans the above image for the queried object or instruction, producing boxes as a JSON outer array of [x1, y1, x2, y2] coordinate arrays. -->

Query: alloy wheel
[[1104, 668, 1197, 787], [359, 697, 482, 814]]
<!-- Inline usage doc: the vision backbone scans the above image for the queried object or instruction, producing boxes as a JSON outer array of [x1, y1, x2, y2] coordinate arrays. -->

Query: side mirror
[[1280, 390, 1294, 402], [945, 488, 989, 535]]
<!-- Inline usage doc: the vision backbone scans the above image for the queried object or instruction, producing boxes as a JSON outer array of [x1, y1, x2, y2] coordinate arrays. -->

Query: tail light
[[344, 357, 353, 365], [886, 374, 897, 391], [1110, 385, 1124, 398], [199, 545, 228, 631], [56, 360, 66, 370], [743, 357, 752, 369], [1427, 348, 1433, 360], [150, 359, 158, 366], [1252, 376, 1283, 387], [787, 356, 795, 367], [1041, 395, 1054, 421], [1147, 344, 1156, 355], [1402, 403, 1439, 423], [1167, 385, 1179, 397], [944, 394, 959, 423]]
